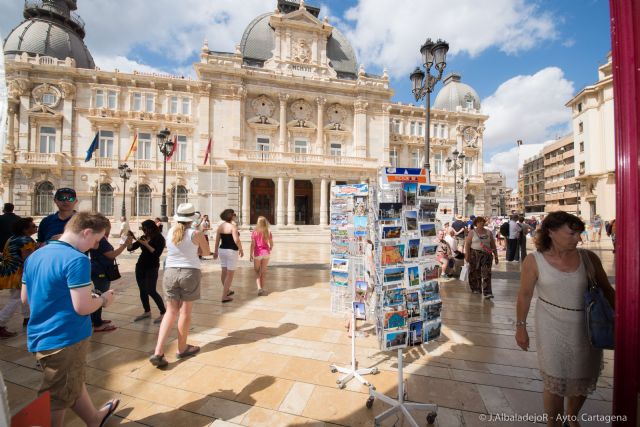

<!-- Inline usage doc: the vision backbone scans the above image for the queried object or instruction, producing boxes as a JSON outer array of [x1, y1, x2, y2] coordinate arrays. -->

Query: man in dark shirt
[[0, 203, 20, 249], [37, 188, 78, 245], [451, 215, 467, 252]]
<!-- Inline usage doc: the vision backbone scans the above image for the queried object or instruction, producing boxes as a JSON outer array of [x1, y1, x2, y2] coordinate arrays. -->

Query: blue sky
[[0, 0, 612, 185]]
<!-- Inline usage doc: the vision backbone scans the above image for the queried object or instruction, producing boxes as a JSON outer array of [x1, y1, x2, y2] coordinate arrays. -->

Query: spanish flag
[[203, 136, 212, 165], [124, 132, 138, 161], [167, 135, 178, 161]]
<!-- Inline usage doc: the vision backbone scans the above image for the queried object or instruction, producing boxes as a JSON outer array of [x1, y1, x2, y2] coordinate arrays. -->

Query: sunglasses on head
[[55, 195, 76, 202]]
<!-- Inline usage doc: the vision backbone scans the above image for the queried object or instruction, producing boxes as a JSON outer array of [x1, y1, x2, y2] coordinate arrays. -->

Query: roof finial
[[299, 0, 306, 10], [201, 39, 209, 52]]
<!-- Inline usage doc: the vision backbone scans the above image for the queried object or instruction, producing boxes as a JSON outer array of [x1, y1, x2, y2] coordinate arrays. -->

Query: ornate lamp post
[[445, 149, 465, 216], [462, 177, 470, 217], [156, 128, 173, 223], [410, 38, 449, 183], [117, 163, 132, 218]]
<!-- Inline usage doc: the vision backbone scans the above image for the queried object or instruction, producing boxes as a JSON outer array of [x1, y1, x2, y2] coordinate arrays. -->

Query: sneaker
[[0, 327, 17, 339], [257, 289, 265, 296], [483, 293, 494, 300], [149, 354, 168, 368], [176, 344, 200, 360], [440, 273, 449, 279], [134, 312, 151, 322], [153, 314, 164, 324]]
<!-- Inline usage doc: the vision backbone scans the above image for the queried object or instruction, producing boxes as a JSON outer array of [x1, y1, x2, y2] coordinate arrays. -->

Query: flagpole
[[209, 136, 213, 220]]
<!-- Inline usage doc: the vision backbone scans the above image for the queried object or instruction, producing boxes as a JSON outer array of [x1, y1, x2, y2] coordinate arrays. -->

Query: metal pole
[[161, 153, 168, 222], [121, 177, 126, 218], [425, 87, 431, 184], [453, 164, 458, 215]]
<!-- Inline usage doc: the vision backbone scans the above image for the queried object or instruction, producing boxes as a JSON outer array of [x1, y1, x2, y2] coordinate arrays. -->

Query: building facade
[[517, 168, 525, 214], [522, 154, 545, 213], [506, 189, 519, 215], [565, 53, 615, 222], [543, 134, 579, 214], [482, 171, 508, 216], [1, 0, 487, 225]]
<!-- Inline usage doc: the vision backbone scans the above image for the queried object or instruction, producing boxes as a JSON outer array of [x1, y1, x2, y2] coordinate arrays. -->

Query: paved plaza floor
[[0, 237, 615, 426]]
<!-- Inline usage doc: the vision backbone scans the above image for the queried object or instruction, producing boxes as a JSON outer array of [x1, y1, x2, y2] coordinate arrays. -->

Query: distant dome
[[3, 0, 94, 69], [239, 11, 358, 79], [433, 73, 481, 112]]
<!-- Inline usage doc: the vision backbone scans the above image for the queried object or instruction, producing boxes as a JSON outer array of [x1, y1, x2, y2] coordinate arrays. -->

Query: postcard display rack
[[366, 167, 440, 426], [329, 183, 379, 389]]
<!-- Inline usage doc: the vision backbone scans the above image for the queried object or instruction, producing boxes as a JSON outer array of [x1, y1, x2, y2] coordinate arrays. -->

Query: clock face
[[463, 127, 476, 143]]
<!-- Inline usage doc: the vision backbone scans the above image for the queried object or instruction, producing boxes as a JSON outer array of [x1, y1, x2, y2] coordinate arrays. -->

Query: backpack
[[499, 222, 510, 238], [605, 222, 612, 236]]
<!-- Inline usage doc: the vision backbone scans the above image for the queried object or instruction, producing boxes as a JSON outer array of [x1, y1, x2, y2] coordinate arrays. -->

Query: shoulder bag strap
[[579, 249, 598, 290]]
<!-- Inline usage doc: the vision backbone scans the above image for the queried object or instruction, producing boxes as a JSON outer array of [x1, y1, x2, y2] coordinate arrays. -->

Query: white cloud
[[484, 140, 555, 187], [482, 67, 574, 150], [92, 55, 165, 75], [340, 0, 557, 78]]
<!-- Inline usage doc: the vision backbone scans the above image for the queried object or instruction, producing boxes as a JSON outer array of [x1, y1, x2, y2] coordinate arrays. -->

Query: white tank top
[[470, 229, 492, 251], [165, 227, 200, 269]]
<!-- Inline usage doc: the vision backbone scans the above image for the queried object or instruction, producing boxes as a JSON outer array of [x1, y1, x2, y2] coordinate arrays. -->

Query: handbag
[[580, 250, 614, 349], [459, 262, 469, 282], [97, 256, 121, 281]]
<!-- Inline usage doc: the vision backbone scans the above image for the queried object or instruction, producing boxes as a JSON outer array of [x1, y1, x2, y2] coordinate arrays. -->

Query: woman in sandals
[[149, 203, 210, 368], [213, 209, 244, 302], [250, 216, 273, 295], [464, 216, 499, 299]]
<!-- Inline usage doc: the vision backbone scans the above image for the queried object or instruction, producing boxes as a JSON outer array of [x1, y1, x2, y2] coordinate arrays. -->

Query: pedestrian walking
[[0, 203, 20, 250], [451, 215, 467, 253], [213, 209, 244, 302], [515, 211, 615, 426], [21, 212, 120, 427], [518, 215, 531, 261], [591, 215, 602, 242], [149, 203, 210, 368], [250, 216, 273, 295], [464, 217, 498, 298], [506, 214, 522, 262], [128, 219, 166, 323]]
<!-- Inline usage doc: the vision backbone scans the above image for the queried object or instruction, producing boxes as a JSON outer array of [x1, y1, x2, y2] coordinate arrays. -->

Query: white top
[[508, 220, 522, 239], [444, 235, 457, 253], [165, 227, 200, 269], [470, 229, 493, 251]]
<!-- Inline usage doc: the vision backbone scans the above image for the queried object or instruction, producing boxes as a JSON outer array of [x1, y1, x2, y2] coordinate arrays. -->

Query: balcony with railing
[[94, 157, 114, 168], [16, 151, 61, 166], [229, 149, 378, 168], [170, 161, 190, 171]]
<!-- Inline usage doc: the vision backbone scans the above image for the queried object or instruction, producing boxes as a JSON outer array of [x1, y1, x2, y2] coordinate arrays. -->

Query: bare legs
[[176, 301, 193, 354], [52, 384, 113, 427], [153, 299, 180, 356], [221, 267, 235, 301], [543, 389, 588, 427], [254, 258, 269, 291]]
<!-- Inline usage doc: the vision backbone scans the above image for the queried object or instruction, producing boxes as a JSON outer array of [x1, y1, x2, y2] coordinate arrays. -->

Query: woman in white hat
[[149, 203, 210, 368]]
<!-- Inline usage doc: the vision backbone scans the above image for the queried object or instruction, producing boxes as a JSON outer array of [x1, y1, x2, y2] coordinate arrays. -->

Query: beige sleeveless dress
[[532, 250, 602, 396]]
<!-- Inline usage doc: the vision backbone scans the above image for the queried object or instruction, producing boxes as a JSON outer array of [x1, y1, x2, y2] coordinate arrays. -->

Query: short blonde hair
[[65, 212, 110, 234]]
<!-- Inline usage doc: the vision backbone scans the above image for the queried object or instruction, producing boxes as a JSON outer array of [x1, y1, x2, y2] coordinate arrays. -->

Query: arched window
[[170, 185, 188, 216], [99, 183, 114, 216], [34, 181, 55, 215], [137, 184, 152, 216]]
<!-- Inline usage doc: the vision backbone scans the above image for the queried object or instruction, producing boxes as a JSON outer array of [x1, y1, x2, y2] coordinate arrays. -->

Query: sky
[[0, 0, 612, 187]]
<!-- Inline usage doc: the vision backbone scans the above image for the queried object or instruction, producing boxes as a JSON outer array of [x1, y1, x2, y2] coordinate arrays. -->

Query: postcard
[[383, 266, 405, 284], [404, 182, 418, 206], [420, 223, 437, 238], [381, 225, 402, 240], [384, 330, 409, 350], [331, 239, 349, 256], [421, 262, 440, 281], [354, 196, 368, 216], [406, 238, 421, 260], [330, 213, 349, 226], [404, 210, 418, 232], [331, 270, 349, 287], [383, 287, 405, 307], [383, 308, 408, 330], [378, 202, 403, 220], [354, 216, 368, 237], [421, 241, 438, 258], [331, 258, 349, 272], [381, 244, 404, 265], [353, 301, 366, 320], [418, 200, 439, 222], [406, 264, 420, 287], [406, 301, 420, 319], [409, 320, 424, 345], [420, 280, 440, 302], [418, 184, 437, 199], [422, 300, 442, 322], [424, 320, 442, 342]]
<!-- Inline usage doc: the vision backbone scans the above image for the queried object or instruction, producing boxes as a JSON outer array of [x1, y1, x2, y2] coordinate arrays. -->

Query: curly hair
[[472, 216, 487, 227], [220, 209, 235, 222], [535, 211, 585, 252]]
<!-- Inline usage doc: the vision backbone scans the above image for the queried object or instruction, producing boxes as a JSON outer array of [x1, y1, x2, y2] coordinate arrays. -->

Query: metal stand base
[[330, 364, 378, 389], [366, 349, 437, 426]]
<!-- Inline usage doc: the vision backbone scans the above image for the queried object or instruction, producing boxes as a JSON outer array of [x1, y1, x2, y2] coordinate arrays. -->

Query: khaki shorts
[[35, 338, 89, 410], [163, 267, 201, 301]]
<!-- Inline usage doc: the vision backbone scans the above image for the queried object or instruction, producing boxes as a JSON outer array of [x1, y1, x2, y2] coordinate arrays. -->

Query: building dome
[[433, 73, 481, 112], [3, 0, 95, 69], [239, 9, 358, 79]]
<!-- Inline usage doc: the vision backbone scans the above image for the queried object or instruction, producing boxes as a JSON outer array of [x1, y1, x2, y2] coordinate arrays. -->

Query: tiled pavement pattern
[[0, 238, 615, 426]]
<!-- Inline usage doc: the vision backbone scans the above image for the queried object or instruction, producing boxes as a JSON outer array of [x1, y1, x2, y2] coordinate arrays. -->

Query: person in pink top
[[250, 216, 273, 296]]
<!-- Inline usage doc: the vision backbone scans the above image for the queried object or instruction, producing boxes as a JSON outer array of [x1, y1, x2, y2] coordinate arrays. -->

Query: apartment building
[[522, 154, 545, 213], [543, 135, 579, 214]]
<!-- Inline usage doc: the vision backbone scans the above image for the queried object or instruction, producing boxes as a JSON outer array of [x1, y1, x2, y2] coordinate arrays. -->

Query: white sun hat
[[174, 203, 197, 222]]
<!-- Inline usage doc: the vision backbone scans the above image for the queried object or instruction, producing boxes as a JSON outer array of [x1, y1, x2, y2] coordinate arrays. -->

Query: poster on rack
[[380, 168, 427, 185]]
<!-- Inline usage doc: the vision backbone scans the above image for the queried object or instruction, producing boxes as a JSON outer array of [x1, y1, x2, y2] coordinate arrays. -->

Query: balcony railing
[[16, 152, 60, 165], [231, 149, 378, 167], [170, 161, 189, 171], [94, 158, 114, 168]]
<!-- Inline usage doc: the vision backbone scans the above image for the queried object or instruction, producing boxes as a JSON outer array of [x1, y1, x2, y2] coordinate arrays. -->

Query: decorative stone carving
[[7, 78, 30, 98], [354, 99, 368, 114], [251, 95, 276, 123], [58, 81, 76, 100], [291, 39, 311, 64], [327, 103, 347, 130], [290, 99, 312, 126], [31, 83, 62, 112]]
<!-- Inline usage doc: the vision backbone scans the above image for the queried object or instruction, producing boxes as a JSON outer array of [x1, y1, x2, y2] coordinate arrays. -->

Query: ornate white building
[[1, 0, 488, 225]]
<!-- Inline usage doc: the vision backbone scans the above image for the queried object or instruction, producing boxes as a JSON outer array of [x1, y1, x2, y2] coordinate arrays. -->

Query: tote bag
[[580, 251, 614, 350], [459, 262, 469, 282]]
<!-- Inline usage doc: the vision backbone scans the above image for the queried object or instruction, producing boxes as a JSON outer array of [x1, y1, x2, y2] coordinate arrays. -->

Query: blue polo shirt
[[37, 212, 74, 243], [22, 240, 92, 352]]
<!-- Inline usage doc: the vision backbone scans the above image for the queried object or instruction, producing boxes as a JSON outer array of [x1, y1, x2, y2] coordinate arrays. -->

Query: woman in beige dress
[[515, 211, 615, 426]]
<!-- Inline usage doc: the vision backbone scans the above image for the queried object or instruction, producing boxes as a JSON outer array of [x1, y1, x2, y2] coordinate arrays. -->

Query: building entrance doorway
[[250, 178, 274, 224], [295, 180, 313, 224]]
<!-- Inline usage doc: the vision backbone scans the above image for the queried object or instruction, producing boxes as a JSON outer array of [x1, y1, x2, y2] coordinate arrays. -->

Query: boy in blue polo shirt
[[37, 187, 78, 244], [22, 212, 119, 427]]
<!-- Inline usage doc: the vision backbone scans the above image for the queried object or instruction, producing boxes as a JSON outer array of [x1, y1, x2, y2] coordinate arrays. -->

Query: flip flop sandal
[[227, 290, 235, 296], [149, 354, 168, 367], [176, 344, 200, 359], [101, 320, 112, 324], [93, 324, 117, 332], [99, 398, 120, 427], [221, 298, 233, 303]]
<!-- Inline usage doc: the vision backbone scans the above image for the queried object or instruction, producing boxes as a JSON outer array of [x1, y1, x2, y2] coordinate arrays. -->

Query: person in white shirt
[[506, 215, 522, 262], [445, 229, 457, 254]]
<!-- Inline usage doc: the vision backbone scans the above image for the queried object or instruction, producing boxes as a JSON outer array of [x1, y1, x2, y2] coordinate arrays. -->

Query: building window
[[145, 95, 154, 113], [579, 161, 585, 174], [136, 184, 152, 216], [434, 152, 442, 176], [579, 141, 584, 152], [132, 93, 142, 111], [137, 132, 152, 160], [170, 185, 188, 216], [42, 93, 57, 106], [39, 126, 56, 153], [95, 89, 105, 108], [176, 135, 187, 162], [34, 181, 55, 215], [410, 121, 416, 136], [466, 98, 474, 109], [464, 157, 473, 176], [330, 143, 341, 157], [440, 124, 446, 138], [99, 183, 114, 216], [108, 91, 117, 109], [170, 96, 178, 114], [393, 120, 400, 134], [294, 140, 308, 154], [390, 147, 398, 167], [417, 122, 423, 136], [98, 130, 114, 158], [257, 137, 270, 152], [577, 102, 583, 113], [181, 98, 190, 115], [578, 122, 583, 133], [411, 150, 419, 168]]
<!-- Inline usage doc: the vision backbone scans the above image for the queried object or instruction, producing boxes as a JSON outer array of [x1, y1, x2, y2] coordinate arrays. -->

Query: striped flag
[[167, 135, 178, 161], [203, 137, 212, 165], [124, 132, 138, 161], [84, 132, 99, 162]]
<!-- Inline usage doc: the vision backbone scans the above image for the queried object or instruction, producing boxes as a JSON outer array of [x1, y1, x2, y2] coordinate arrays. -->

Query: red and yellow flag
[[124, 132, 138, 161]]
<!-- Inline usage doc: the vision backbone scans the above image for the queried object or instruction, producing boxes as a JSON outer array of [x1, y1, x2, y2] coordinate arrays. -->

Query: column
[[242, 175, 250, 226], [287, 177, 295, 225], [353, 99, 368, 158], [278, 94, 288, 152], [320, 178, 328, 225], [277, 175, 285, 225], [316, 97, 325, 154]]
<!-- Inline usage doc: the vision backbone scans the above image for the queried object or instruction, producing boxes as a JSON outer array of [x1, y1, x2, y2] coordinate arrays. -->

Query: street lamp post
[[410, 38, 449, 183], [445, 149, 465, 216], [156, 128, 174, 224], [117, 163, 132, 218]]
